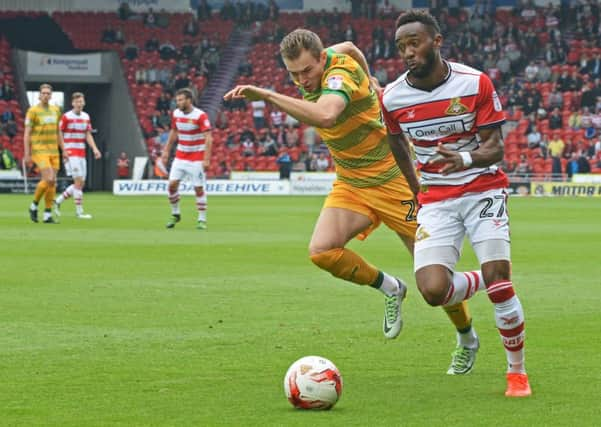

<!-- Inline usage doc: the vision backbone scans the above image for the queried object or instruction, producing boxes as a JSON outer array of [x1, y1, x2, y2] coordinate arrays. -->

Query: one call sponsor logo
[[404, 118, 471, 141]]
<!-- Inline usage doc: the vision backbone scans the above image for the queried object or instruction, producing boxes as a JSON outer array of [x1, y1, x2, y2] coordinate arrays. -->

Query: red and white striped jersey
[[381, 61, 508, 204], [172, 107, 211, 161], [59, 110, 91, 158]]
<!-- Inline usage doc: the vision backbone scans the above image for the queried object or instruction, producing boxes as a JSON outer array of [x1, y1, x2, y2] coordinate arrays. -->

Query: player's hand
[[428, 143, 467, 175], [223, 85, 266, 102], [93, 149, 102, 160], [160, 153, 169, 167], [62, 151, 70, 162], [203, 159, 210, 168], [369, 76, 382, 97], [24, 153, 32, 166]]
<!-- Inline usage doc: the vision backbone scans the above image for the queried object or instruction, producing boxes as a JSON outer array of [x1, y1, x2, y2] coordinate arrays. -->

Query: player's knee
[[416, 280, 447, 306], [309, 247, 342, 272], [482, 262, 511, 286]]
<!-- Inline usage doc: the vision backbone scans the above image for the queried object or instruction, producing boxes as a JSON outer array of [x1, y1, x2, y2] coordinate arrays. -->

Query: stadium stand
[[2, 3, 601, 179], [0, 35, 24, 164]]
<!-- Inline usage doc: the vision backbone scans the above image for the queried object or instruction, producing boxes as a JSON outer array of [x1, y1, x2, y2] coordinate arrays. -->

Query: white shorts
[[65, 156, 87, 179], [168, 158, 205, 188], [414, 188, 511, 271]]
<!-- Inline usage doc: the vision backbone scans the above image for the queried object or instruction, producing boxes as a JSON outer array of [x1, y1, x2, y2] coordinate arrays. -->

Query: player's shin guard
[[196, 191, 207, 222], [57, 184, 75, 204], [33, 180, 49, 204], [168, 190, 180, 215], [310, 248, 379, 286], [486, 280, 526, 373], [73, 188, 83, 215], [44, 182, 56, 209]]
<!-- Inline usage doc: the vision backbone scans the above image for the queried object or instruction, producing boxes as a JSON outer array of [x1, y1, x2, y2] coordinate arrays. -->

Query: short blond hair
[[279, 29, 323, 61], [39, 83, 52, 92], [72, 92, 85, 100]]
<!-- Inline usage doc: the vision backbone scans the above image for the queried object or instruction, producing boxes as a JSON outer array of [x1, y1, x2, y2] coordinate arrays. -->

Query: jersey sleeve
[[25, 109, 36, 128], [198, 112, 212, 132], [380, 94, 402, 135], [59, 114, 68, 131], [322, 66, 359, 105], [171, 112, 177, 129], [475, 73, 506, 128]]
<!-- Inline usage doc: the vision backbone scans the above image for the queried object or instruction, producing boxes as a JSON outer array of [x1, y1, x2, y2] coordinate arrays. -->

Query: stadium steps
[[197, 29, 253, 122]]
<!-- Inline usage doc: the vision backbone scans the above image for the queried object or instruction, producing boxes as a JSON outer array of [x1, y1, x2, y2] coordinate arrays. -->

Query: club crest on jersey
[[326, 75, 344, 90], [445, 97, 468, 115]]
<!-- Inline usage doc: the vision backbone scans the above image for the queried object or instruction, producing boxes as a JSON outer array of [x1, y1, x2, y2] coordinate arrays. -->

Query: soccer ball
[[284, 355, 343, 410]]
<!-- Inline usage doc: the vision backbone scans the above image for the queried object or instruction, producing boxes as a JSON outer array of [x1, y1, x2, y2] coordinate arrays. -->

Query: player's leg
[[73, 176, 89, 218], [166, 159, 183, 228], [29, 156, 50, 222], [41, 165, 58, 223], [191, 162, 207, 229], [309, 206, 407, 338], [467, 189, 530, 396], [55, 158, 75, 216]]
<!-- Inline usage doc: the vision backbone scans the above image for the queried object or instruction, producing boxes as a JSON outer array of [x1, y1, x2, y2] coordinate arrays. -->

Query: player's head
[[39, 83, 52, 105], [280, 29, 327, 93], [71, 92, 85, 112], [394, 10, 443, 78], [175, 88, 194, 111]]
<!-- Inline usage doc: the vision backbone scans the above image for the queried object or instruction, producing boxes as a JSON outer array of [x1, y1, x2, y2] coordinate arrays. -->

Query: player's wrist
[[459, 151, 473, 168]]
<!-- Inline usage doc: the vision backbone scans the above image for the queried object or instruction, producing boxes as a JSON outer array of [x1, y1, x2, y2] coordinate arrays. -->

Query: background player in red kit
[[161, 88, 212, 230], [55, 92, 102, 219], [381, 10, 531, 397]]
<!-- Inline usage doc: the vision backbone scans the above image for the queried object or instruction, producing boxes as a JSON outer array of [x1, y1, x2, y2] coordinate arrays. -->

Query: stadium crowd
[[2, 1, 601, 179]]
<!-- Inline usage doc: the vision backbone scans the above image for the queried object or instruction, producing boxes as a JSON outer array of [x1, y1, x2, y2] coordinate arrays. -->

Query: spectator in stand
[[524, 61, 539, 82], [537, 61, 552, 82], [549, 107, 563, 130], [344, 23, 357, 43], [156, 93, 170, 113], [378, 0, 395, 19], [548, 86, 563, 109], [283, 124, 299, 147], [277, 148, 292, 179], [220, 0, 236, 20], [526, 124, 542, 148], [215, 109, 229, 130], [566, 151, 580, 178], [184, 16, 199, 36], [523, 96, 539, 116], [124, 40, 138, 60], [539, 134, 549, 159], [147, 66, 158, 84], [118, 2, 134, 20], [114, 27, 124, 44], [4, 119, 17, 141], [101, 25, 116, 43], [238, 57, 253, 77], [587, 52, 601, 79], [314, 152, 329, 171], [1, 108, 15, 124], [581, 81, 597, 109], [242, 137, 255, 157], [197, 0, 212, 20], [549, 132, 565, 177], [116, 152, 130, 178], [145, 36, 159, 52], [270, 109, 284, 128], [374, 64, 388, 86], [173, 73, 190, 91], [180, 38, 194, 59], [144, 8, 157, 27], [569, 108, 582, 130], [496, 53, 511, 80], [568, 70, 583, 92], [159, 41, 177, 61], [514, 154, 533, 178], [1, 147, 16, 170], [251, 99, 266, 130]]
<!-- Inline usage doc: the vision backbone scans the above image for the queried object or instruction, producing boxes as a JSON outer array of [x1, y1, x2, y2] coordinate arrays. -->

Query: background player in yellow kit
[[224, 30, 484, 371], [24, 83, 68, 223]]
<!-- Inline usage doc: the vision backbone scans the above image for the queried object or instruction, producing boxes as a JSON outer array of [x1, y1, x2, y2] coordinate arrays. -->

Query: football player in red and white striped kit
[[54, 92, 101, 219], [161, 88, 212, 230], [381, 10, 531, 396]]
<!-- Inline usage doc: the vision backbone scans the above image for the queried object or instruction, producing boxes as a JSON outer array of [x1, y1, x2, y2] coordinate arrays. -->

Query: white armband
[[459, 151, 473, 168]]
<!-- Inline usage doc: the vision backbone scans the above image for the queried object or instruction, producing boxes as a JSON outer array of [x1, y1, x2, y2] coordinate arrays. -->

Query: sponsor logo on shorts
[[415, 226, 430, 242]]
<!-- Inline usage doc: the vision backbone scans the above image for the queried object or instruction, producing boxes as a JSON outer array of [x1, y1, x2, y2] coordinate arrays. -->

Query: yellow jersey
[[25, 104, 61, 155], [299, 48, 401, 188]]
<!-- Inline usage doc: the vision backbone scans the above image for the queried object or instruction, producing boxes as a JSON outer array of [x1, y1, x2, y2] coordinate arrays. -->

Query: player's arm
[[429, 127, 503, 175], [85, 131, 102, 159], [330, 42, 371, 79], [388, 131, 420, 196], [224, 86, 346, 128], [203, 131, 212, 168], [23, 123, 32, 164], [161, 128, 178, 165]]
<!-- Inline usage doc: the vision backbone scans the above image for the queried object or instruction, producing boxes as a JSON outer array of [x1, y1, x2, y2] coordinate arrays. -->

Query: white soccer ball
[[284, 355, 343, 410]]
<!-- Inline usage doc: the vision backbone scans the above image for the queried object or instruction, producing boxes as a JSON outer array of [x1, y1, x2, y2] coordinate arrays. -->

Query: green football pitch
[[1, 194, 600, 426]]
